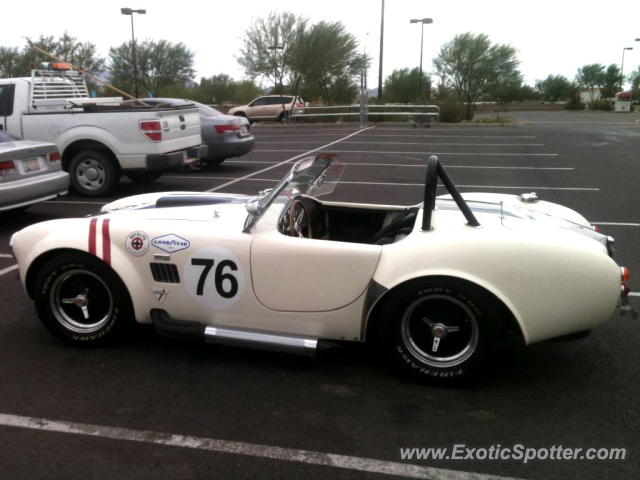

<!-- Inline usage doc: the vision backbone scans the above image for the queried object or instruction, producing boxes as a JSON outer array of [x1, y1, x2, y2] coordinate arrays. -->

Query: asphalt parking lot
[[0, 113, 639, 479]]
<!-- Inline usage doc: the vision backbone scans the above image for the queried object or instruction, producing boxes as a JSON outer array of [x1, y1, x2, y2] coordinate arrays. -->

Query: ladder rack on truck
[[28, 68, 122, 112]]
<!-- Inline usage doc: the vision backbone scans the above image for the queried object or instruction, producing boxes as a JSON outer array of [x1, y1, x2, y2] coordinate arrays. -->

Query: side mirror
[[245, 200, 261, 216]]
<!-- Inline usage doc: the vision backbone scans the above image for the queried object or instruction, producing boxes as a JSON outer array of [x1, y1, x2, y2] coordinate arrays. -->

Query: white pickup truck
[[0, 67, 207, 196]]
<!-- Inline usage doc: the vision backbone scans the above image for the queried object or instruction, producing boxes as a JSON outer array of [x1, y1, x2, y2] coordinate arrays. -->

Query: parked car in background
[[228, 95, 304, 123], [0, 131, 68, 212], [130, 99, 254, 167], [0, 65, 206, 196]]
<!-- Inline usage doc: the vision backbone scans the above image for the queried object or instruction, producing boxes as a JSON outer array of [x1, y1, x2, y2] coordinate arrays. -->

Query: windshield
[[244, 155, 345, 233]]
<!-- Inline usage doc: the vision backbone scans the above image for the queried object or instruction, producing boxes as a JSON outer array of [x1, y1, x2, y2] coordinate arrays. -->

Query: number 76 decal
[[184, 247, 245, 309], [191, 258, 238, 298]]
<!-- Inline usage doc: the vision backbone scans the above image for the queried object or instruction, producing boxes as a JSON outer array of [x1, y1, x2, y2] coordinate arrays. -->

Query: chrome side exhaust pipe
[[204, 326, 319, 356]]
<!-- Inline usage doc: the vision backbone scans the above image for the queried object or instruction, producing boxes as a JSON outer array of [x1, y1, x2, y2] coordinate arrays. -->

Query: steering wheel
[[289, 198, 313, 238]]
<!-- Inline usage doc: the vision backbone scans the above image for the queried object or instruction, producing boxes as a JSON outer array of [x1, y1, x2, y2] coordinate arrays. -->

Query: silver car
[[0, 132, 68, 212], [133, 99, 255, 167]]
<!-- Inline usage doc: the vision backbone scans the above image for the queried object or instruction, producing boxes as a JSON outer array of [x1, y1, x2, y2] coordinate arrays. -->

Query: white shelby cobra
[[10, 155, 631, 383]]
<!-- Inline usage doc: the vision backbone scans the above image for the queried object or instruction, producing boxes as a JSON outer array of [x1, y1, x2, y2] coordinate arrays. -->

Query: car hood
[[101, 191, 251, 212], [98, 191, 253, 226]]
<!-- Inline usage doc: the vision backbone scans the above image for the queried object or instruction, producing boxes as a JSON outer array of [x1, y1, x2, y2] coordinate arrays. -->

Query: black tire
[[377, 277, 502, 384], [201, 157, 226, 168], [68, 150, 119, 196], [279, 111, 289, 124], [126, 171, 162, 184], [33, 253, 134, 346]]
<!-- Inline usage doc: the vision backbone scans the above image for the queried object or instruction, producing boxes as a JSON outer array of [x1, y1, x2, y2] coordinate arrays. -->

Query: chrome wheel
[[400, 294, 479, 368], [75, 158, 106, 191], [49, 269, 113, 334]]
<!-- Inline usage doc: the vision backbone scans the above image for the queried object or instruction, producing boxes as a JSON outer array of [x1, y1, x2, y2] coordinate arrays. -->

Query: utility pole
[[377, 0, 385, 99], [121, 8, 146, 98]]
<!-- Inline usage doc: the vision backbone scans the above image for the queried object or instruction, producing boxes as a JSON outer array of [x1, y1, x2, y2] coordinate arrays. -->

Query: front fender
[[11, 217, 149, 324]]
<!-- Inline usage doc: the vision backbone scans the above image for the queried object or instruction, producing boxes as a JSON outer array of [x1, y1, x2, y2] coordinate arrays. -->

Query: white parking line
[[224, 161, 573, 171], [201, 176, 599, 191], [0, 413, 519, 480], [254, 150, 558, 157], [0, 254, 13, 258], [208, 126, 376, 192], [258, 134, 536, 139], [257, 141, 545, 147], [0, 265, 18, 277], [630, 292, 640, 297], [592, 222, 640, 227]]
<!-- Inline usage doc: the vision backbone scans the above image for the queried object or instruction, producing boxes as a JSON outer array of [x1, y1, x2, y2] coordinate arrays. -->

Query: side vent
[[150, 263, 180, 283]]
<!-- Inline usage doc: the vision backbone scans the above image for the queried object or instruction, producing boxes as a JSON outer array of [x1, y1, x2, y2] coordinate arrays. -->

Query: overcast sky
[[2, 0, 640, 89]]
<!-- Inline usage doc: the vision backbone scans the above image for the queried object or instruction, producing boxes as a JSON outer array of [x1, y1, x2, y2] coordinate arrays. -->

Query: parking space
[[1, 118, 639, 479]]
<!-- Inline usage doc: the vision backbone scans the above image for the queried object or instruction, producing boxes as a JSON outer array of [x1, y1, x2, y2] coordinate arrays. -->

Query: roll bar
[[422, 155, 480, 230]]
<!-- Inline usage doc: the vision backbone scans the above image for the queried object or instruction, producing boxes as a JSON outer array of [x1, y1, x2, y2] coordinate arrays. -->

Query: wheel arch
[[61, 139, 120, 172], [25, 248, 133, 319], [364, 275, 525, 345]]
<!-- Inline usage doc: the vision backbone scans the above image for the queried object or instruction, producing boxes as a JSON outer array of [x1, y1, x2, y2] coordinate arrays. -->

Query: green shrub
[[437, 99, 467, 122], [590, 100, 613, 111], [564, 98, 585, 110]]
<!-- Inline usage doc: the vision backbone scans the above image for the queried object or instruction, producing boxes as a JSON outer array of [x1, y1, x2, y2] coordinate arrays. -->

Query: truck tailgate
[[155, 107, 202, 153]]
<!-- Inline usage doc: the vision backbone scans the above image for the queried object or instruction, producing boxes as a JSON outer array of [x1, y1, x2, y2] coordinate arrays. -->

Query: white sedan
[[9, 155, 629, 383]]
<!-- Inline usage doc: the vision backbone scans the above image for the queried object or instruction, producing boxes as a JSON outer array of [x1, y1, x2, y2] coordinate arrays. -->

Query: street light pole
[[410, 18, 433, 97], [268, 45, 285, 121], [621, 47, 633, 90], [377, 0, 385, 99], [121, 8, 146, 98]]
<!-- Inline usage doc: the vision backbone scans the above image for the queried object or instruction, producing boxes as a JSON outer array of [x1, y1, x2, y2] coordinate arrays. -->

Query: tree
[[485, 73, 525, 102], [197, 74, 262, 104], [109, 40, 195, 97], [0, 47, 23, 77], [0, 33, 104, 80], [600, 64, 621, 99], [629, 67, 640, 99], [575, 64, 606, 105], [237, 11, 307, 89], [433, 33, 521, 119], [383, 67, 431, 103], [297, 21, 364, 104], [238, 13, 364, 104], [535, 75, 574, 101]]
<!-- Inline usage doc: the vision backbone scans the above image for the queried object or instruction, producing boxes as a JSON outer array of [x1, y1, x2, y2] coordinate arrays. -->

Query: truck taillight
[[140, 121, 162, 142], [48, 152, 61, 163], [215, 124, 241, 134], [0, 161, 16, 175]]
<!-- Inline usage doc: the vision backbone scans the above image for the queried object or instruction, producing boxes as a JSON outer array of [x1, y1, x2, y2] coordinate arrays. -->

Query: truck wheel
[[126, 171, 162, 184], [33, 253, 134, 346], [69, 150, 119, 196], [378, 278, 502, 384]]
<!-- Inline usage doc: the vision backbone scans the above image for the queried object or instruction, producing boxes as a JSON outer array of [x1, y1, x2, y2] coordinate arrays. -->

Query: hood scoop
[[155, 195, 248, 208]]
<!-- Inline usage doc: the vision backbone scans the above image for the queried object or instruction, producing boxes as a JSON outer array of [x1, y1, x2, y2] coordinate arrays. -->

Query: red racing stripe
[[102, 218, 111, 265], [88, 218, 97, 255]]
